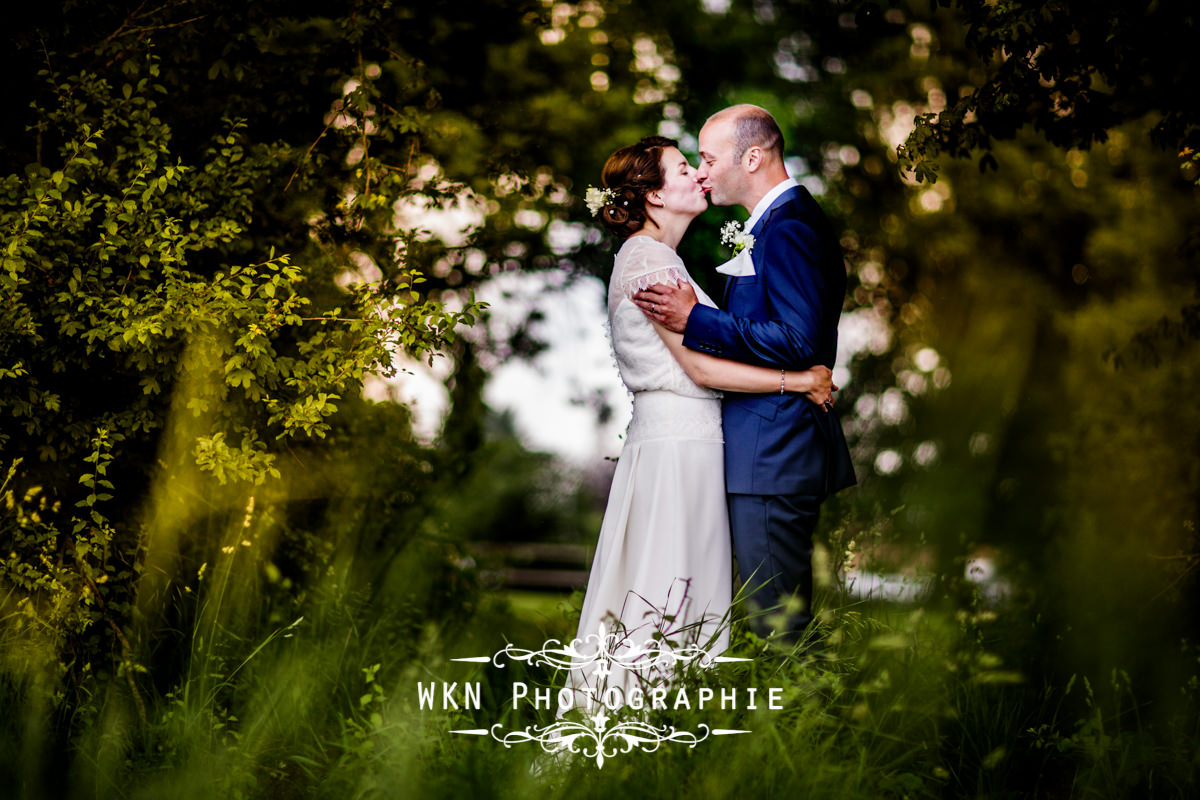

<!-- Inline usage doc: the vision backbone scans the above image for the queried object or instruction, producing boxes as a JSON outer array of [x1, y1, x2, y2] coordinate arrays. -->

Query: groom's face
[[697, 118, 746, 208]]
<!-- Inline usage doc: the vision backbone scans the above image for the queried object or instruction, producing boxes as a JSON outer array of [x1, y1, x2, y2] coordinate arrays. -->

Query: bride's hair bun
[[597, 136, 677, 240], [600, 186, 638, 226]]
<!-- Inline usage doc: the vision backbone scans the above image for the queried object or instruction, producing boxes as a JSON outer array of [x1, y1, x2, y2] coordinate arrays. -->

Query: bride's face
[[647, 147, 707, 219]]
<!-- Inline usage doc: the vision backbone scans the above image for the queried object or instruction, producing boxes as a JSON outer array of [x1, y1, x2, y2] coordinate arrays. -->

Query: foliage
[[0, 2, 483, 713], [885, 0, 1200, 364], [30, 578, 1188, 799], [890, 0, 1200, 180], [1, 1, 1198, 796], [0, 4, 668, 780]]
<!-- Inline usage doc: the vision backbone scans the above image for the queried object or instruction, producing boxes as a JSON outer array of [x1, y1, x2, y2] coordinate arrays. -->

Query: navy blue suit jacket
[[683, 185, 857, 497]]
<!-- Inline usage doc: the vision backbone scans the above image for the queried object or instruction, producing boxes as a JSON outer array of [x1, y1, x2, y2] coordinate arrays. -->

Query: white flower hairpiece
[[585, 186, 617, 216], [720, 220, 755, 255]]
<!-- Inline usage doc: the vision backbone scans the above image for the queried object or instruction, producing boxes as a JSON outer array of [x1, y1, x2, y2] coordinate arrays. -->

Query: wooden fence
[[465, 541, 592, 591]]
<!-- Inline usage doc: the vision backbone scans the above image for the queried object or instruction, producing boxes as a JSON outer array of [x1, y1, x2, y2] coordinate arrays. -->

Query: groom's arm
[[684, 218, 828, 369]]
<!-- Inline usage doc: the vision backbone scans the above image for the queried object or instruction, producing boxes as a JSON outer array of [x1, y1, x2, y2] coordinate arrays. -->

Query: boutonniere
[[720, 220, 754, 256]]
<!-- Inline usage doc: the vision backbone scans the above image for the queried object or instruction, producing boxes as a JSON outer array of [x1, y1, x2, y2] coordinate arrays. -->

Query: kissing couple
[[561, 104, 856, 714]]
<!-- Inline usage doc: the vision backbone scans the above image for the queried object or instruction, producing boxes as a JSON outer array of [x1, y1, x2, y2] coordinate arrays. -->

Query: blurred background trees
[[0, 0, 1197, 796]]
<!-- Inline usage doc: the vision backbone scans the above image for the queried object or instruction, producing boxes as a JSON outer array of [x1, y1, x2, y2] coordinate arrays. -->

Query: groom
[[634, 104, 856, 643]]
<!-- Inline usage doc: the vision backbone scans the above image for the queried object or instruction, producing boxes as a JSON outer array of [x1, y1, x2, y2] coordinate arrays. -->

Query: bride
[[560, 136, 834, 714]]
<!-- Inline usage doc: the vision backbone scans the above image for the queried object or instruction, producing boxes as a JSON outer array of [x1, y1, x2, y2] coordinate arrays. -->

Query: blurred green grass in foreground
[[3, 566, 1194, 800]]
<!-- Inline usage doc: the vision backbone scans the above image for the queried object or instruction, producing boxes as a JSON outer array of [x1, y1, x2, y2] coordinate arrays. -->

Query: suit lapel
[[742, 190, 791, 286], [720, 272, 733, 308], [722, 186, 802, 307]]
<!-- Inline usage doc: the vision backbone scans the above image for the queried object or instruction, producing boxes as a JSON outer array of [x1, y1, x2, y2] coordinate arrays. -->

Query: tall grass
[[1, 482, 1197, 798]]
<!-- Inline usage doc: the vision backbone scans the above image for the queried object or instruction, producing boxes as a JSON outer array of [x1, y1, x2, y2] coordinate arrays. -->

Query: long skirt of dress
[[561, 390, 732, 714]]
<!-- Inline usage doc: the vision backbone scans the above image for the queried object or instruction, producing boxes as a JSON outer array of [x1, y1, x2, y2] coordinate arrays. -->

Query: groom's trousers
[[728, 492, 821, 643]]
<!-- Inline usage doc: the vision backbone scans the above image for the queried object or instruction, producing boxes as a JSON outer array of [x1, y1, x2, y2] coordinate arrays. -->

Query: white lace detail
[[619, 266, 688, 299]]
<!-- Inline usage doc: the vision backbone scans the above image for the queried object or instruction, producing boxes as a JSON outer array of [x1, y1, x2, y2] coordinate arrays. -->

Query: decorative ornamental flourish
[[466, 622, 732, 673], [452, 714, 750, 769], [448, 622, 752, 768]]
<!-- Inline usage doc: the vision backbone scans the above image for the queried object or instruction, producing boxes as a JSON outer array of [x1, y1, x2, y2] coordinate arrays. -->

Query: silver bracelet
[[780, 369, 785, 395]]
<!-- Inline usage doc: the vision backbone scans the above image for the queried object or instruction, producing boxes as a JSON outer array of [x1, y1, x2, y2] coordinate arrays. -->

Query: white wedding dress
[[561, 235, 732, 713]]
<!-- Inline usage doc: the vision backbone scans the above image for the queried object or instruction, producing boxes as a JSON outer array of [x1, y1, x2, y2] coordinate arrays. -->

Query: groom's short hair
[[712, 105, 784, 163]]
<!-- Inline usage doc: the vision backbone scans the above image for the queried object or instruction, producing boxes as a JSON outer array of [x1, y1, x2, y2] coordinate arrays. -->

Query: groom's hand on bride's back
[[633, 282, 697, 333]]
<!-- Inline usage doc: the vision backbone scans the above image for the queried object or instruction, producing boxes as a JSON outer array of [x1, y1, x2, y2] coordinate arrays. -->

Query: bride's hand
[[797, 365, 835, 409]]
